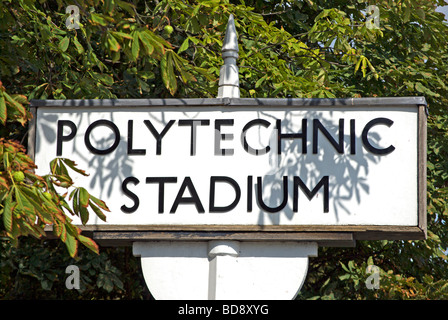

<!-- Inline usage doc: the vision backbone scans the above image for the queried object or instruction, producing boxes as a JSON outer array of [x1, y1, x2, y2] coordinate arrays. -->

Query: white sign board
[[31, 98, 427, 241]]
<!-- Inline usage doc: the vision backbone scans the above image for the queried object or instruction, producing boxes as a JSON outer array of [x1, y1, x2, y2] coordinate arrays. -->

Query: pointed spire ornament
[[217, 14, 240, 98]]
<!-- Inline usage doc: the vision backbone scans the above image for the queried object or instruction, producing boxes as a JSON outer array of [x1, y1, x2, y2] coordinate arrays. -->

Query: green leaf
[[403, 5, 411, 23], [20, 187, 54, 224], [138, 31, 154, 55], [255, 75, 267, 88], [348, 260, 355, 271], [79, 205, 89, 225], [14, 186, 35, 214], [131, 31, 140, 60], [172, 53, 196, 83], [79, 187, 90, 208], [0, 93, 6, 124], [116, 0, 136, 16], [178, 38, 189, 54], [64, 231, 78, 258], [95, 73, 114, 86], [361, 56, 367, 77], [354, 56, 363, 74], [161, 51, 177, 95], [59, 36, 70, 52], [416, 8, 425, 20], [71, 188, 79, 214], [111, 31, 133, 41], [339, 274, 351, 280], [415, 82, 426, 93], [73, 36, 84, 54], [340, 262, 350, 272], [89, 201, 107, 222], [3, 192, 14, 232]]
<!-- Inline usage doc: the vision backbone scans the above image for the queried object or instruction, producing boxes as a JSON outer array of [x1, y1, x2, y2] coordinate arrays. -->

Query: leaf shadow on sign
[[37, 110, 135, 215], [86, 130, 134, 200], [254, 107, 382, 225]]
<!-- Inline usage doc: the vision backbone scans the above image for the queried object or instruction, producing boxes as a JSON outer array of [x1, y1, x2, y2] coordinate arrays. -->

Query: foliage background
[[0, 0, 448, 299]]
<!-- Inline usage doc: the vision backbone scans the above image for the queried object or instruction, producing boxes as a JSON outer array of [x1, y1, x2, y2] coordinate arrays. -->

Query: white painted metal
[[133, 241, 318, 300], [217, 14, 240, 98], [35, 105, 420, 228]]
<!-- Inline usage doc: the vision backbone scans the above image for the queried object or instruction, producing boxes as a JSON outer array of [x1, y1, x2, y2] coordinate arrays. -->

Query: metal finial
[[217, 14, 240, 98], [222, 14, 239, 55]]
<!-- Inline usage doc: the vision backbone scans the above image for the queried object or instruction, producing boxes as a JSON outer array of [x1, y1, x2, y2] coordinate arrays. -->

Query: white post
[[207, 241, 240, 300], [132, 14, 319, 300], [207, 14, 241, 300]]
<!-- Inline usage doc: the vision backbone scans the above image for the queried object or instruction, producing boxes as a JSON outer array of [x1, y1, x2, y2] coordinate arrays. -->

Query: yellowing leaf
[[3, 91, 27, 119], [78, 234, 99, 254], [89, 194, 110, 212], [107, 33, 121, 52], [90, 13, 109, 26]]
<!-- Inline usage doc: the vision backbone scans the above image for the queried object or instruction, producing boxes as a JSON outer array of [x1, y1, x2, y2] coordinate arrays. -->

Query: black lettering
[[362, 118, 395, 155], [241, 119, 271, 155], [350, 119, 356, 155], [121, 177, 140, 213], [209, 176, 241, 213], [293, 176, 329, 213], [128, 120, 146, 155], [170, 177, 205, 213], [144, 119, 175, 155], [178, 119, 210, 155], [247, 176, 253, 212], [146, 177, 177, 213], [276, 119, 307, 154], [256, 176, 288, 213], [57, 120, 77, 156], [215, 119, 234, 156], [313, 119, 344, 154], [84, 119, 120, 155]]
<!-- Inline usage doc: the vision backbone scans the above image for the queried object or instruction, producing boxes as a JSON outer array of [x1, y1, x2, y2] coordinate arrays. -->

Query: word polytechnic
[[54, 113, 395, 217]]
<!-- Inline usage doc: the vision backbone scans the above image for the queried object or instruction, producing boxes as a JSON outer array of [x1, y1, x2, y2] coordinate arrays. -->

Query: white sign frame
[[29, 97, 427, 246]]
